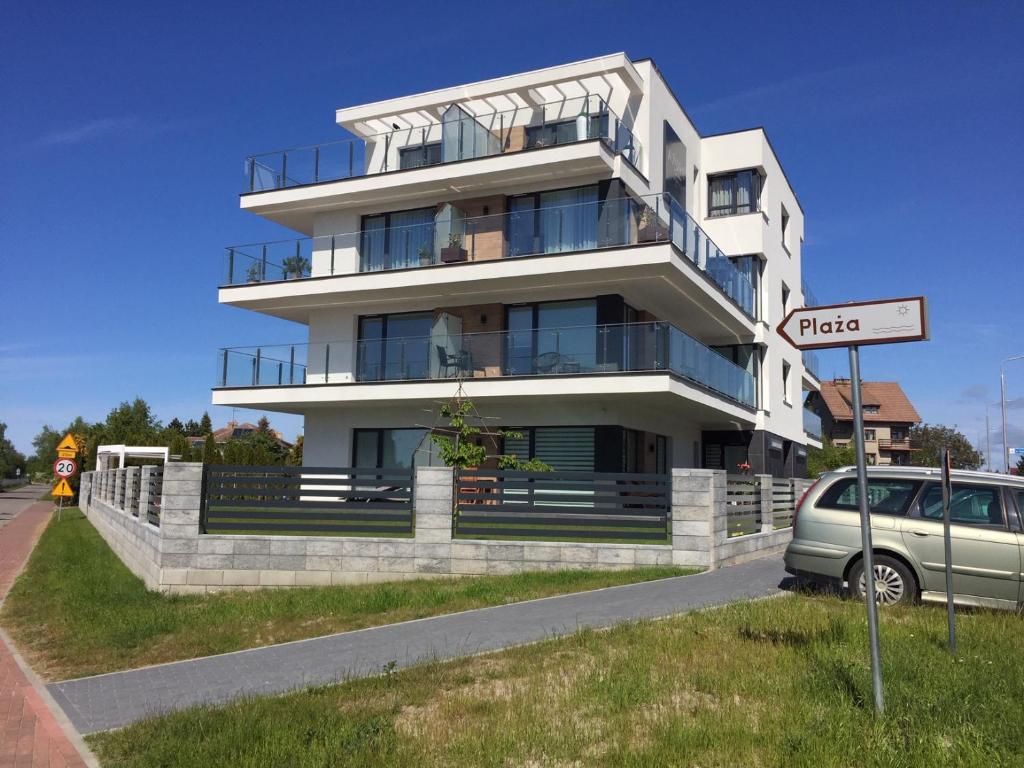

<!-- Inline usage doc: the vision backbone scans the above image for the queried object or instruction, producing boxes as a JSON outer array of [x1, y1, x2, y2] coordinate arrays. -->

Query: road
[[0, 484, 48, 531]]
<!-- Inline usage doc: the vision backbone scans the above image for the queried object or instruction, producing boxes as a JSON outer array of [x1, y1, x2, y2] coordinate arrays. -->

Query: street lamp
[[1000, 355, 1024, 472]]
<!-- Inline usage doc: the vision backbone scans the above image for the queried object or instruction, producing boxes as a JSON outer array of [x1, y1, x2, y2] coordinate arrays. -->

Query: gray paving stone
[[49, 557, 788, 734]]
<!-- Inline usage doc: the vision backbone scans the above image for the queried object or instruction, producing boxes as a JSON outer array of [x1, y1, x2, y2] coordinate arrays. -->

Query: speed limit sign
[[54, 458, 78, 478]]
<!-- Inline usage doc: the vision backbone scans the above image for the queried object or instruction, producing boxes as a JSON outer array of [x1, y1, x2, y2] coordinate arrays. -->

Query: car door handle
[[907, 529, 929, 537]]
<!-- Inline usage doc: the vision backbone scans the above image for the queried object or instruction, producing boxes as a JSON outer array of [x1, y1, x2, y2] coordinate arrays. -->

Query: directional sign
[[1008, 448, 1024, 457], [777, 297, 929, 351], [54, 458, 78, 478], [56, 434, 77, 456], [52, 479, 74, 498]]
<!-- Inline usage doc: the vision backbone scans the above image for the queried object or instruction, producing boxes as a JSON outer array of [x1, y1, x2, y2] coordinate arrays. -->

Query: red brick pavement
[[0, 501, 91, 768]]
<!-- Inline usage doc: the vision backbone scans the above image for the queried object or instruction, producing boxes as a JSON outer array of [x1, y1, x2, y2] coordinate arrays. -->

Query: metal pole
[[940, 449, 956, 655], [848, 345, 884, 714], [985, 405, 992, 471], [1001, 365, 1009, 472]]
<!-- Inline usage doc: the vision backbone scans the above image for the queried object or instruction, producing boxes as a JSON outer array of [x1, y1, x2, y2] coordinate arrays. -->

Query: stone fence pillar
[[124, 467, 140, 517], [158, 463, 204, 559], [80, 472, 92, 513], [757, 474, 774, 533], [113, 468, 126, 510], [139, 466, 153, 524], [671, 469, 726, 569], [413, 466, 454, 575]]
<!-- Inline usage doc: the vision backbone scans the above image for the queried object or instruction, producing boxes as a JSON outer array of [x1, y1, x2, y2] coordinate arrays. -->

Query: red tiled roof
[[816, 380, 921, 424]]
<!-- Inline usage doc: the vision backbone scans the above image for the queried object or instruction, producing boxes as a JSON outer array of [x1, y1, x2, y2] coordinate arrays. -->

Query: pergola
[[95, 445, 169, 470]]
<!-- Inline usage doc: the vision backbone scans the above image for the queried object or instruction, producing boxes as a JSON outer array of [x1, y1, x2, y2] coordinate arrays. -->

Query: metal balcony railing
[[216, 322, 757, 408]]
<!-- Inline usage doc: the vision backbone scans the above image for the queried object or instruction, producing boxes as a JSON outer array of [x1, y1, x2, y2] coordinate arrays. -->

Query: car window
[[818, 479, 920, 516], [919, 483, 1005, 528]]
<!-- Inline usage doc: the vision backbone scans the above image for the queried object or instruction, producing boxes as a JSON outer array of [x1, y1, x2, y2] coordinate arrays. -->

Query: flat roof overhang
[[240, 140, 628, 234], [219, 242, 754, 343], [212, 372, 756, 429]]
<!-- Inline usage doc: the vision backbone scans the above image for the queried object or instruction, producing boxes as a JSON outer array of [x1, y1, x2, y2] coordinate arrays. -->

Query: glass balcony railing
[[223, 193, 756, 317], [802, 349, 821, 380], [803, 408, 823, 439], [216, 322, 757, 408], [245, 95, 642, 193]]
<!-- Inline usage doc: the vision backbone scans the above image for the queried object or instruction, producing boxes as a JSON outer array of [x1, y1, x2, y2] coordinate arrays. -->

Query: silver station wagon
[[784, 467, 1024, 609]]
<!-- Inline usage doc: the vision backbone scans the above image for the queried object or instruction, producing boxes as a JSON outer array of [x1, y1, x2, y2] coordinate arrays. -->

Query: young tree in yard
[[806, 438, 857, 477], [430, 395, 551, 471], [911, 424, 983, 470]]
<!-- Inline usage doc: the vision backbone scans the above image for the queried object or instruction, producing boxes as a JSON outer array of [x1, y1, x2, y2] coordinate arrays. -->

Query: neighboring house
[[213, 54, 820, 478], [188, 421, 292, 450], [805, 379, 921, 466]]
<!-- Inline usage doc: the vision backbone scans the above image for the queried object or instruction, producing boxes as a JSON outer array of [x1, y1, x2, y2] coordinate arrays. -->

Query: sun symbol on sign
[[897, 304, 909, 315]]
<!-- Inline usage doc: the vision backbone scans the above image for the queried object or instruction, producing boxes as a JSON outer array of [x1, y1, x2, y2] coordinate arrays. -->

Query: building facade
[[806, 379, 921, 465], [213, 54, 821, 477]]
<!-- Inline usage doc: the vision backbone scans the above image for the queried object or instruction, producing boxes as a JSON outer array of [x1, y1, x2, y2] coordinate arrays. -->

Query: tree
[[910, 424, 982, 470], [102, 398, 161, 446], [286, 435, 303, 466], [430, 397, 550, 471], [198, 412, 213, 435], [201, 432, 221, 465], [184, 419, 201, 437], [806, 438, 856, 477], [1014, 455, 1024, 476], [167, 418, 186, 436], [0, 423, 27, 483]]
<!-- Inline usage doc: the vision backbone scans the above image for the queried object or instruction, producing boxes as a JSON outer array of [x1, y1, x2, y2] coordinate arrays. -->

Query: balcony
[[878, 438, 920, 451], [222, 193, 756, 319], [245, 96, 642, 194], [803, 408, 823, 440], [215, 322, 756, 409]]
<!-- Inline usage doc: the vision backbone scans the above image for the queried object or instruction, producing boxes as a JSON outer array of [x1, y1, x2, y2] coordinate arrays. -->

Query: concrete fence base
[[80, 466, 807, 594]]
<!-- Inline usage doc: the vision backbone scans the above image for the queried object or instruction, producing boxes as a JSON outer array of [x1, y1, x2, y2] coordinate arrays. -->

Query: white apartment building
[[213, 53, 822, 477]]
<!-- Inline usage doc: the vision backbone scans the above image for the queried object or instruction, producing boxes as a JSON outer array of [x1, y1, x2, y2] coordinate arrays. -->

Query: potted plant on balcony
[[281, 255, 310, 280], [440, 233, 468, 264], [637, 204, 661, 243], [418, 244, 433, 267], [245, 262, 263, 283]]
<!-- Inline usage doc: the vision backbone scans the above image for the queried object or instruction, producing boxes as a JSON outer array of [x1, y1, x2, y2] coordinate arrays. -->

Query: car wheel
[[848, 555, 917, 606]]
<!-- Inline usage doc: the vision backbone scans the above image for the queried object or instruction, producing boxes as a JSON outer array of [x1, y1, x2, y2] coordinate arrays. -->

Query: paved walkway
[[50, 556, 790, 734], [0, 488, 96, 768]]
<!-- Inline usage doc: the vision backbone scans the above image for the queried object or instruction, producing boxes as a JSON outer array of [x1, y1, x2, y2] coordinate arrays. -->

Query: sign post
[[52, 433, 79, 521], [940, 449, 956, 654], [778, 295, 929, 716]]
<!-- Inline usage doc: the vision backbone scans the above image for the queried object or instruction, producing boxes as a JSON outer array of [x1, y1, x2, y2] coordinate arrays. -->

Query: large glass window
[[503, 300, 597, 376], [357, 312, 433, 381], [360, 207, 436, 271], [524, 113, 607, 149], [708, 170, 762, 217], [919, 484, 1005, 528], [507, 185, 599, 257], [504, 427, 596, 471], [353, 428, 428, 469], [399, 143, 442, 170]]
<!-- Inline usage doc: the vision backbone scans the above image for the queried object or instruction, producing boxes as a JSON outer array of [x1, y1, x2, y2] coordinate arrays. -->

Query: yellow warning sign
[[57, 449, 77, 459], [52, 479, 74, 498], [56, 434, 78, 455]]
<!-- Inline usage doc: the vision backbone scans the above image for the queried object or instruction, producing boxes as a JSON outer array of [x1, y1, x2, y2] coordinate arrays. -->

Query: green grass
[[0, 509, 693, 680], [87, 594, 1024, 767]]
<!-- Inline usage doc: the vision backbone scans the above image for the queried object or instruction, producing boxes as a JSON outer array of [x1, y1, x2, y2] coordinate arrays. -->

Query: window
[[507, 185, 599, 257], [919, 484, 1005, 528], [863, 405, 880, 414], [864, 429, 877, 441], [357, 312, 433, 381], [353, 428, 429, 469], [504, 299, 598, 376], [399, 143, 442, 170], [818, 478, 921, 516], [360, 207, 436, 271], [781, 282, 790, 316], [524, 113, 607, 149], [891, 428, 906, 441], [708, 170, 761, 217], [781, 205, 790, 249], [782, 361, 791, 404], [503, 427, 596, 471]]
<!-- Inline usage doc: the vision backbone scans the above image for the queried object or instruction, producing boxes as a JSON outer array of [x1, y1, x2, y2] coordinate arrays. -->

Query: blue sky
[[2, 1, 1022, 465]]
